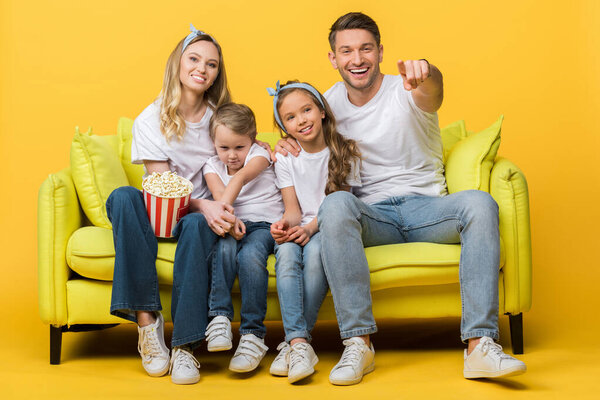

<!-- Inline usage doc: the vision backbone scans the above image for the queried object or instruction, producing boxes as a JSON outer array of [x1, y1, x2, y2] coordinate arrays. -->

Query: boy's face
[[328, 29, 383, 92], [213, 125, 253, 174]]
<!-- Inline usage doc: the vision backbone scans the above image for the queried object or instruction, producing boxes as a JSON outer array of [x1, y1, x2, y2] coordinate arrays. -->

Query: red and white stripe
[[143, 190, 191, 238]]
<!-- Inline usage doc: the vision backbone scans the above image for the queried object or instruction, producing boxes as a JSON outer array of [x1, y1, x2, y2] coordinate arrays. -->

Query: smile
[[191, 74, 206, 83], [350, 68, 368, 75], [299, 125, 313, 134]]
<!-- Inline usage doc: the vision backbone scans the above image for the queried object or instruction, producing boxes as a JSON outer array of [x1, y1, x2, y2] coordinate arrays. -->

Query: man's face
[[328, 29, 383, 91]]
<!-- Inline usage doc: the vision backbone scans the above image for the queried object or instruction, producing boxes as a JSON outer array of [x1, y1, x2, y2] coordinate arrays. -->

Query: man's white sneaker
[[329, 337, 375, 386], [137, 312, 170, 377], [169, 346, 200, 385], [288, 342, 319, 383], [270, 342, 290, 376], [229, 334, 268, 373], [205, 316, 233, 352], [463, 336, 527, 379]]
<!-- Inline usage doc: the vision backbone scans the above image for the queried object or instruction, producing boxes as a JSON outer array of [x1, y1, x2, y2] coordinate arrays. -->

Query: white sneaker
[[329, 337, 375, 386], [169, 346, 200, 385], [137, 312, 170, 377], [229, 334, 268, 373], [288, 342, 319, 383], [463, 336, 527, 379], [269, 342, 290, 376], [205, 316, 233, 352]]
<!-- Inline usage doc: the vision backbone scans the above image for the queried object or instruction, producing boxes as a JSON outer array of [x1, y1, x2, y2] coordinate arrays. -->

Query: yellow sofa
[[38, 117, 532, 364]]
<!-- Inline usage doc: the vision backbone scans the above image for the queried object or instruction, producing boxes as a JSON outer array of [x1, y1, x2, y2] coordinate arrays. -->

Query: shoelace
[[235, 336, 268, 360], [289, 343, 309, 370], [337, 339, 366, 369], [273, 342, 290, 364], [205, 318, 230, 342], [137, 327, 163, 363], [480, 339, 512, 360], [169, 347, 200, 374]]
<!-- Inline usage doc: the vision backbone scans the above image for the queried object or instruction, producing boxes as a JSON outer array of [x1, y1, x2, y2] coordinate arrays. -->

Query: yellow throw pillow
[[444, 115, 503, 194], [117, 117, 145, 189], [70, 128, 129, 229], [440, 120, 467, 163]]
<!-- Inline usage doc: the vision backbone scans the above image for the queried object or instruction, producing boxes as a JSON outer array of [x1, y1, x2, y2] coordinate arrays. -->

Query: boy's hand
[[230, 218, 246, 240], [287, 225, 312, 246], [270, 220, 290, 244]]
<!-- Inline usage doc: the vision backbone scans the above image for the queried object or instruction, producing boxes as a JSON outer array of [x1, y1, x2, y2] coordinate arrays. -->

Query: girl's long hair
[[276, 81, 361, 195], [159, 35, 231, 141]]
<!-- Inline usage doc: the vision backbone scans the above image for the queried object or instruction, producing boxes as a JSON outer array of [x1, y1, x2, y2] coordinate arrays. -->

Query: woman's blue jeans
[[273, 232, 329, 343], [208, 221, 274, 339], [107, 186, 218, 349]]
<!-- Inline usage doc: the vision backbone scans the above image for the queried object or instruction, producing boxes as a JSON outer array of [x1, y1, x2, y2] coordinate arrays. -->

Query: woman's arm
[[143, 160, 170, 174]]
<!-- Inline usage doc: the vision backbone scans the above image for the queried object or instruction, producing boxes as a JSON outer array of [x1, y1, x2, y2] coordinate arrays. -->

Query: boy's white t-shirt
[[324, 74, 447, 205], [131, 100, 215, 199], [275, 145, 361, 226], [202, 144, 284, 223]]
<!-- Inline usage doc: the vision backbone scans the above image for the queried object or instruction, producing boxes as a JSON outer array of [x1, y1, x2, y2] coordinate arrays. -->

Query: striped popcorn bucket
[[143, 189, 192, 238]]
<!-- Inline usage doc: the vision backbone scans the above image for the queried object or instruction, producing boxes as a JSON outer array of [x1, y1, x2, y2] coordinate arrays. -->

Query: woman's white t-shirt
[[202, 144, 284, 223], [274, 145, 361, 226], [131, 100, 215, 199]]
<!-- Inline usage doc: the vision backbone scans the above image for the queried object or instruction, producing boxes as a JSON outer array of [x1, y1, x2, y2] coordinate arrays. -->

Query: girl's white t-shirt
[[324, 74, 447, 204], [131, 100, 215, 199], [274, 145, 361, 226], [202, 144, 284, 223]]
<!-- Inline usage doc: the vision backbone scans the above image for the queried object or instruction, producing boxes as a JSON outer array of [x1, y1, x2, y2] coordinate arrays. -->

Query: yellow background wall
[[1, 0, 599, 376]]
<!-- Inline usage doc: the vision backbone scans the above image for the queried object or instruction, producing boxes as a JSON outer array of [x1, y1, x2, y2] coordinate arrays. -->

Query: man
[[278, 12, 526, 386]]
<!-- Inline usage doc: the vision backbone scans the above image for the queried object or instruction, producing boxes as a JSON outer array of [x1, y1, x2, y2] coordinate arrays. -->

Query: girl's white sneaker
[[269, 342, 290, 376]]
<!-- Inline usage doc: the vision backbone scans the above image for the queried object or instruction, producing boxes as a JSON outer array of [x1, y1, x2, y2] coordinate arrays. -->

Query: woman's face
[[179, 40, 220, 95]]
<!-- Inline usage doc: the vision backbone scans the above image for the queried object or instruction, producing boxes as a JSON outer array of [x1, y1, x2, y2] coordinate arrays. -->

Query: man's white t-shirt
[[275, 145, 361, 226], [203, 144, 284, 223], [131, 100, 215, 199], [324, 74, 447, 204]]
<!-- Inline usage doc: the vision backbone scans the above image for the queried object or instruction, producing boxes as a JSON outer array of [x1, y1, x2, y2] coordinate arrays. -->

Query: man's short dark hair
[[328, 12, 381, 51]]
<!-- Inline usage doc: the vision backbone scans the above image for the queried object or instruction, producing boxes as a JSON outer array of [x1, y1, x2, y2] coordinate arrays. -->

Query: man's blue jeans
[[317, 190, 500, 342], [208, 221, 274, 339], [273, 232, 329, 343], [107, 186, 218, 349]]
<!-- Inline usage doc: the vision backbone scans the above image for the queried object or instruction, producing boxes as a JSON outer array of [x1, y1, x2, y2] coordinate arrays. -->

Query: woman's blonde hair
[[159, 34, 231, 141], [275, 81, 361, 195]]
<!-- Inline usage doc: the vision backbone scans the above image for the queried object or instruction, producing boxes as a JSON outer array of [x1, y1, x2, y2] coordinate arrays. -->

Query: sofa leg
[[50, 325, 63, 365], [508, 313, 524, 355]]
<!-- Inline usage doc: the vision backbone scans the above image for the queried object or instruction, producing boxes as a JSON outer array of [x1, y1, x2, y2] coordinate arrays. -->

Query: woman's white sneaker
[[170, 346, 200, 385], [229, 334, 268, 373], [329, 337, 375, 386], [463, 336, 527, 379], [205, 316, 233, 352], [288, 342, 318, 383], [270, 342, 290, 376], [137, 312, 170, 377]]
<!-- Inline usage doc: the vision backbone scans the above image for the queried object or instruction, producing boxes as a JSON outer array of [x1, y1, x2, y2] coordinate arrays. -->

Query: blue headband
[[182, 24, 215, 53], [267, 81, 325, 133]]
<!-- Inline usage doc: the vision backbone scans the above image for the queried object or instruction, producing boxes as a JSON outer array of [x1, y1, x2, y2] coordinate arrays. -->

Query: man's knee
[[460, 190, 499, 220], [318, 191, 359, 227]]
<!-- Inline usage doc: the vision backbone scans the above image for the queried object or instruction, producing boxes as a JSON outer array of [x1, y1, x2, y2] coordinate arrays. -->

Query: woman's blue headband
[[182, 24, 215, 53], [267, 81, 325, 133]]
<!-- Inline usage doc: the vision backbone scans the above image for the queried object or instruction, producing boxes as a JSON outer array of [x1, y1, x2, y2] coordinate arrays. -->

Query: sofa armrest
[[38, 167, 84, 325], [490, 157, 532, 314]]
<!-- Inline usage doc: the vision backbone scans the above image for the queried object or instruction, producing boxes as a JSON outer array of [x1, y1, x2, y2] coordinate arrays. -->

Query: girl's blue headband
[[267, 81, 325, 133], [182, 24, 215, 53]]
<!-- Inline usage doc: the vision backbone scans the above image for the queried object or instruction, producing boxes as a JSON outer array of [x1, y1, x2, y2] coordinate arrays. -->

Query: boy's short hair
[[328, 12, 381, 51], [209, 102, 257, 141]]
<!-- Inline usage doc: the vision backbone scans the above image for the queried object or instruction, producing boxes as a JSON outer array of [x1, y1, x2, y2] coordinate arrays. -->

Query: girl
[[267, 81, 362, 383], [106, 25, 234, 385], [202, 102, 284, 373]]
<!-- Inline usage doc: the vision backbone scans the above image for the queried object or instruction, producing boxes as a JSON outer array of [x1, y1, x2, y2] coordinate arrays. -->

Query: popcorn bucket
[[143, 190, 191, 238]]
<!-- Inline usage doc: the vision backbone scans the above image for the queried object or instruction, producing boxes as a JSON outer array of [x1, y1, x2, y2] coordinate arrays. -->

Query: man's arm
[[397, 59, 443, 113]]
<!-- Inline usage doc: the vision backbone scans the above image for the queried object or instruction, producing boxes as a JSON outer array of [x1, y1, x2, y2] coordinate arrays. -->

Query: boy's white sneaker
[[169, 346, 200, 385], [205, 316, 233, 352], [463, 336, 527, 379], [329, 337, 375, 386], [270, 342, 290, 376], [137, 312, 170, 377], [229, 334, 268, 373], [288, 342, 319, 383]]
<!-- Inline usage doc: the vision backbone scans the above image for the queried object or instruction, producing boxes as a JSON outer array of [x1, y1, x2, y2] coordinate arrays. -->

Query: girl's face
[[179, 40, 220, 95], [278, 91, 325, 146], [213, 125, 253, 174]]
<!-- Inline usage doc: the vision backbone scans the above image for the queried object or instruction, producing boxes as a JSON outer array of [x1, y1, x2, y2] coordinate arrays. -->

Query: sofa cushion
[[70, 129, 129, 229], [117, 117, 145, 189], [443, 116, 503, 194]]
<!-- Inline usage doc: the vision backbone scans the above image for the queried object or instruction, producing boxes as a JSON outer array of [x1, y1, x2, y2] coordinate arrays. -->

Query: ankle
[[358, 335, 370, 347], [137, 311, 157, 327], [290, 338, 308, 346], [467, 337, 481, 355]]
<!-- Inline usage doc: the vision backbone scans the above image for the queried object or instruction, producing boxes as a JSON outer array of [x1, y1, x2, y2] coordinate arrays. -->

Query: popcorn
[[142, 171, 193, 198]]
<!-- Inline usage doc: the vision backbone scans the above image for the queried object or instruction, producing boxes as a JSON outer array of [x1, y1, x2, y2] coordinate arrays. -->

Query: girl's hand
[[270, 220, 290, 244], [198, 199, 236, 236], [287, 225, 312, 247], [273, 137, 301, 161], [230, 218, 246, 240]]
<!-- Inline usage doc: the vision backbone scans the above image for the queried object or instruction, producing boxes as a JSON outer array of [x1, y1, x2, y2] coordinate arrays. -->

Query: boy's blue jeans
[[273, 232, 329, 343], [317, 190, 500, 343], [208, 221, 274, 339], [107, 186, 218, 349]]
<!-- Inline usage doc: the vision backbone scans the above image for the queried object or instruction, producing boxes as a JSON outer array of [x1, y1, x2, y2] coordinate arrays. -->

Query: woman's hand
[[230, 218, 246, 240], [195, 199, 236, 236]]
